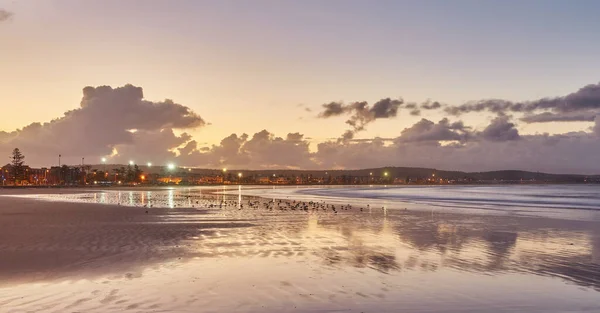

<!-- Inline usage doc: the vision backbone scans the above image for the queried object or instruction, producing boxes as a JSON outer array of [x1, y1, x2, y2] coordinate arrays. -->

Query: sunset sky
[[2, 0, 600, 173]]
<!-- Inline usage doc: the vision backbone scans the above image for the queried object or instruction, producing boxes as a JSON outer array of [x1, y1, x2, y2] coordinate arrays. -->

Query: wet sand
[[0, 187, 599, 312]]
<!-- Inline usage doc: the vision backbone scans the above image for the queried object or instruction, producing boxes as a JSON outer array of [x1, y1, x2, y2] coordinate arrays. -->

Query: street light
[[147, 162, 152, 167], [129, 160, 134, 165], [167, 163, 175, 170], [101, 157, 107, 176], [223, 168, 227, 173]]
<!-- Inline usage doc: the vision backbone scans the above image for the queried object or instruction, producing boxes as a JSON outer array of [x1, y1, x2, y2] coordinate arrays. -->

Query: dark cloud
[[445, 99, 514, 116], [318, 102, 346, 118], [410, 109, 421, 116], [371, 98, 402, 118], [521, 111, 599, 123], [445, 82, 600, 116], [318, 98, 403, 140], [0, 84, 205, 165], [594, 116, 600, 136], [480, 116, 520, 142], [420, 101, 442, 110], [396, 118, 471, 144], [339, 130, 355, 143], [318, 98, 403, 120], [0, 9, 12, 22]]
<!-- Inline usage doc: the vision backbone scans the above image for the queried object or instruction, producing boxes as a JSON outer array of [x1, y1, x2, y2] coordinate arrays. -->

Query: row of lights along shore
[[100, 157, 175, 170], [95, 158, 394, 181]]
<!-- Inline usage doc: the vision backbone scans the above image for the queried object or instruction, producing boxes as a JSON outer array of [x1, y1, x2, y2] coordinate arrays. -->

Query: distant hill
[[88, 165, 599, 183]]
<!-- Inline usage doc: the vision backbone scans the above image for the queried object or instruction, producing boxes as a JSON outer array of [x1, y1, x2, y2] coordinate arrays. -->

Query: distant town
[[2, 148, 599, 187]]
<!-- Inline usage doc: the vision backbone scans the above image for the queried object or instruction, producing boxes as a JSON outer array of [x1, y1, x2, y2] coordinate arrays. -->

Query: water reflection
[[6, 188, 600, 294]]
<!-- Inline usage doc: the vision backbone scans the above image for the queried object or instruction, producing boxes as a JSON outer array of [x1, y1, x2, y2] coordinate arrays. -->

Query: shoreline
[[2, 181, 599, 190]]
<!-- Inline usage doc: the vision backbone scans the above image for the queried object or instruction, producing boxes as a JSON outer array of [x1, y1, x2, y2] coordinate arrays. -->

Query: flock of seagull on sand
[[113, 194, 399, 214]]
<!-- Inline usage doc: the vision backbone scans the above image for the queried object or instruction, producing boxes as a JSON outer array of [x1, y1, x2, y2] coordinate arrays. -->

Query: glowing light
[[223, 168, 227, 172], [147, 162, 152, 167], [101, 157, 107, 163], [129, 160, 134, 165], [188, 168, 191, 172], [167, 163, 175, 170], [384, 172, 389, 176], [140, 175, 145, 180], [238, 173, 242, 177]]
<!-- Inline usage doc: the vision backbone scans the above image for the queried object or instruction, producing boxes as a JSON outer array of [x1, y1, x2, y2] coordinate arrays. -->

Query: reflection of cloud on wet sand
[[2, 188, 600, 300]]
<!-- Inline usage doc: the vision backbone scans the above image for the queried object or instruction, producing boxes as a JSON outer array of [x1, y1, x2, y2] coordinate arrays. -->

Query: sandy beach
[[0, 186, 599, 312]]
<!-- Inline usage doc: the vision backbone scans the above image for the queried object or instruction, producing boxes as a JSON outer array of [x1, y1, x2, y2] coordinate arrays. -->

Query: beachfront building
[[0, 165, 50, 185], [47, 166, 83, 185], [257, 177, 271, 184]]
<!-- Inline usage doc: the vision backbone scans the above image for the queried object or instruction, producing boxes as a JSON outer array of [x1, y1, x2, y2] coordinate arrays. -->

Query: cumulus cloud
[[180, 130, 314, 169], [0, 84, 205, 165], [480, 116, 520, 142], [396, 118, 471, 144], [0, 9, 12, 22], [4, 83, 600, 173], [309, 129, 600, 174]]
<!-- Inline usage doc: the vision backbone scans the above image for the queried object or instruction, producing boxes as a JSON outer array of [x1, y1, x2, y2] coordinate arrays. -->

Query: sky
[[1, 0, 600, 173]]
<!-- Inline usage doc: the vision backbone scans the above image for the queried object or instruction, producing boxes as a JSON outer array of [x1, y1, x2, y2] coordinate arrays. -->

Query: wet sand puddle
[[0, 187, 599, 312]]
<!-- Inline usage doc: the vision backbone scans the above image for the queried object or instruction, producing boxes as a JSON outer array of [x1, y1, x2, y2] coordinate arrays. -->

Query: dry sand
[[0, 187, 599, 312]]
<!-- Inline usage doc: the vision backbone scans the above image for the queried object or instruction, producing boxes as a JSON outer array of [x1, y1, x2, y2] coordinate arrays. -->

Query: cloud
[[3, 83, 600, 173], [420, 101, 442, 110], [0, 9, 12, 22], [409, 109, 421, 116], [370, 98, 402, 118], [318, 102, 346, 118], [180, 130, 315, 169], [445, 82, 600, 116], [480, 116, 520, 142], [318, 98, 403, 139], [311, 131, 600, 174], [0, 84, 205, 165], [521, 111, 599, 123], [396, 118, 471, 144], [594, 116, 600, 136], [445, 99, 514, 116]]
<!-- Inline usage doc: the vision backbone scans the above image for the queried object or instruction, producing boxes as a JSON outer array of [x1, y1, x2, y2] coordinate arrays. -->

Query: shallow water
[[1, 186, 599, 312], [239, 184, 600, 221]]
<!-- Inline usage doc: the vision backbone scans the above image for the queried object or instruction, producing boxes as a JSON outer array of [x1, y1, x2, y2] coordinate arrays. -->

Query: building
[[47, 166, 82, 185]]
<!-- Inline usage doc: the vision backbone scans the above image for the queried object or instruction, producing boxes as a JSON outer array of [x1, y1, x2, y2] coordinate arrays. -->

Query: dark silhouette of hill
[[92, 165, 598, 183]]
